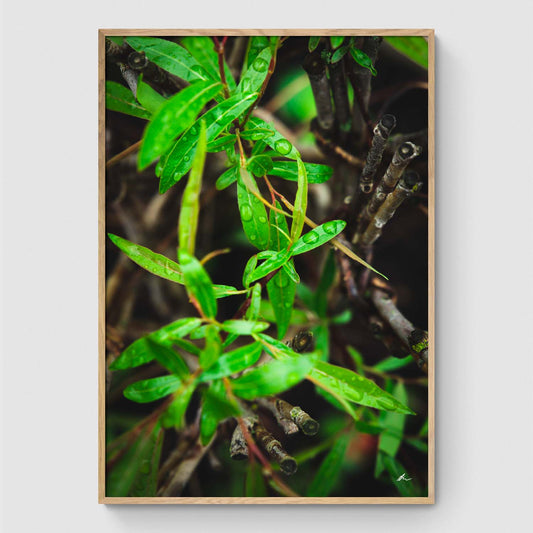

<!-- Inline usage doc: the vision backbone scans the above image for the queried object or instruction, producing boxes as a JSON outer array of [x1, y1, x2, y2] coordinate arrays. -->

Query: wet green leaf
[[309, 362, 415, 414], [269, 161, 333, 184], [240, 127, 274, 141], [246, 283, 262, 321], [108, 233, 183, 283], [126, 37, 210, 83], [244, 36, 270, 73], [106, 422, 163, 497], [144, 339, 190, 379], [290, 220, 346, 256], [307, 432, 350, 497], [215, 165, 238, 190], [199, 342, 263, 382], [384, 36, 428, 69], [308, 36, 321, 52], [207, 134, 236, 153], [159, 93, 257, 193], [105, 81, 150, 119], [347, 346, 365, 375], [350, 47, 377, 76], [178, 250, 217, 319], [123, 375, 183, 403], [161, 381, 196, 428], [242, 254, 259, 288], [200, 324, 222, 369], [378, 382, 408, 457], [212, 284, 243, 298], [231, 354, 319, 399], [220, 319, 269, 336], [290, 158, 308, 242], [236, 46, 272, 96], [248, 248, 291, 285], [182, 36, 236, 91], [178, 120, 207, 255], [312, 323, 329, 361], [139, 81, 220, 169], [330, 45, 349, 64], [248, 154, 273, 177], [200, 380, 240, 445], [135, 78, 166, 114], [237, 167, 270, 250], [373, 355, 414, 373], [330, 36, 345, 49], [247, 117, 301, 160]]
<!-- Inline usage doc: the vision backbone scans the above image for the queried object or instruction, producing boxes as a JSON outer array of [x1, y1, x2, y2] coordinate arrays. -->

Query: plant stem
[[106, 139, 142, 168], [213, 36, 231, 99]]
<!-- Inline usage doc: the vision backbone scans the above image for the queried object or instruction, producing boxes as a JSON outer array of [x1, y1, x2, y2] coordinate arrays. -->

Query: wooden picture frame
[[99, 29, 434, 504]]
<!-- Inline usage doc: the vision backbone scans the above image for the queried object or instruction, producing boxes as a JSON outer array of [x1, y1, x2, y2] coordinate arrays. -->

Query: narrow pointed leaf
[[161, 381, 196, 428], [290, 158, 308, 242], [237, 167, 270, 250], [248, 154, 273, 177], [200, 324, 222, 369], [309, 362, 415, 414], [307, 432, 350, 497], [373, 355, 414, 373], [199, 342, 263, 382], [178, 119, 206, 255], [136, 79, 166, 114], [106, 81, 150, 119], [207, 134, 236, 153], [145, 339, 190, 379], [200, 381, 240, 445], [108, 233, 183, 283], [350, 47, 377, 76], [378, 382, 408, 457], [248, 117, 300, 160], [139, 81, 221, 169], [244, 36, 270, 74], [330, 36, 345, 49], [123, 375, 182, 403], [236, 46, 272, 96], [178, 250, 217, 319], [248, 248, 291, 285], [308, 36, 321, 52], [239, 127, 274, 141], [231, 354, 319, 399], [126, 37, 211, 83], [246, 283, 262, 321], [269, 161, 333, 184], [216, 165, 238, 190], [220, 319, 269, 335], [290, 220, 346, 256]]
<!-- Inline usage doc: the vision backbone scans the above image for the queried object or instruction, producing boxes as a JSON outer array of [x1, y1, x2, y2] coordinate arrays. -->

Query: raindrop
[[274, 139, 292, 155], [240, 204, 253, 221], [323, 220, 342, 235], [253, 57, 268, 72], [258, 216, 267, 224], [376, 397, 395, 410], [302, 231, 319, 244]]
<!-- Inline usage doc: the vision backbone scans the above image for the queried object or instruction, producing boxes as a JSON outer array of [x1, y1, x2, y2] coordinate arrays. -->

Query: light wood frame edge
[[98, 28, 435, 505]]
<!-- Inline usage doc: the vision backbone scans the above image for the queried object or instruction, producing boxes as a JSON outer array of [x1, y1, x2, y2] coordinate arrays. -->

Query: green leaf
[[309, 362, 415, 414], [244, 36, 270, 73], [269, 161, 333, 184], [236, 46, 272, 96], [207, 134, 236, 153], [384, 36, 428, 69], [215, 165, 238, 190], [108, 233, 183, 283], [240, 127, 274, 141], [248, 154, 273, 177], [312, 323, 329, 361], [144, 339, 190, 379], [159, 92, 258, 193], [200, 380, 240, 445], [182, 36, 236, 91], [126, 37, 211, 83], [161, 381, 196, 429], [378, 382, 408, 457], [248, 248, 291, 285], [107, 36, 124, 46], [200, 324, 222, 369], [246, 283, 262, 321], [248, 117, 300, 160], [308, 36, 321, 52], [178, 250, 217, 319], [267, 200, 295, 338], [419, 418, 429, 437], [315, 250, 336, 318], [405, 438, 428, 454], [373, 355, 414, 373], [307, 432, 350, 497], [237, 167, 270, 250], [347, 346, 365, 375], [178, 119, 207, 255], [231, 354, 318, 399], [290, 158, 308, 242], [110, 317, 202, 370], [138, 81, 220, 169], [106, 422, 164, 497], [330, 36, 345, 49], [135, 79, 166, 114], [290, 220, 346, 256], [199, 342, 263, 382], [242, 254, 259, 288], [123, 375, 183, 403], [105, 81, 151, 119], [350, 47, 377, 76], [220, 319, 269, 336], [330, 309, 352, 325], [212, 284, 243, 298], [330, 45, 349, 64]]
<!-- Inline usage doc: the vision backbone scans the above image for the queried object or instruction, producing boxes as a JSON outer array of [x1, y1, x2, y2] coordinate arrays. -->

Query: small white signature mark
[[396, 473, 412, 482]]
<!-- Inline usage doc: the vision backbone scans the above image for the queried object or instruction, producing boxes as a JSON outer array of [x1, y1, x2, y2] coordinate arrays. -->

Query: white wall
[[2, 1, 533, 531]]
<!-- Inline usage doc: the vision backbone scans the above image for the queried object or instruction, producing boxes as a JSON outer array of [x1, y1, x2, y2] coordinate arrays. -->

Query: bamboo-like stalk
[[354, 142, 421, 242], [257, 398, 299, 435], [329, 58, 351, 146], [358, 170, 422, 247], [276, 399, 319, 436], [118, 63, 138, 97], [230, 417, 256, 460], [254, 424, 297, 476], [303, 51, 335, 133], [370, 287, 428, 373]]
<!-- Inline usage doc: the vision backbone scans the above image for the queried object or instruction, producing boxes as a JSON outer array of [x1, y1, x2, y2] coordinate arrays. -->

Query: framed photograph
[[99, 29, 434, 504]]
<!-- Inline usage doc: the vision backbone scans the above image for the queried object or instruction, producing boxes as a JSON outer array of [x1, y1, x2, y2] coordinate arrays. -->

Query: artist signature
[[396, 473, 412, 482]]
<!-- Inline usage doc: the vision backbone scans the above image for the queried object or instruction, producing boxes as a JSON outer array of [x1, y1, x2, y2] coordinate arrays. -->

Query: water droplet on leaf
[[302, 231, 319, 244], [240, 204, 253, 221], [323, 220, 342, 235], [253, 57, 268, 72], [274, 139, 292, 155]]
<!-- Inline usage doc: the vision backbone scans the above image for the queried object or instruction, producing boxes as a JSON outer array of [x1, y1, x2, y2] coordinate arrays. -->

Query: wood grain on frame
[[98, 28, 435, 505]]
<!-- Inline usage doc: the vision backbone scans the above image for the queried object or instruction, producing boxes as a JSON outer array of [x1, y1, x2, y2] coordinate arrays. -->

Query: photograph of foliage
[[102, 31, 432, 501]]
